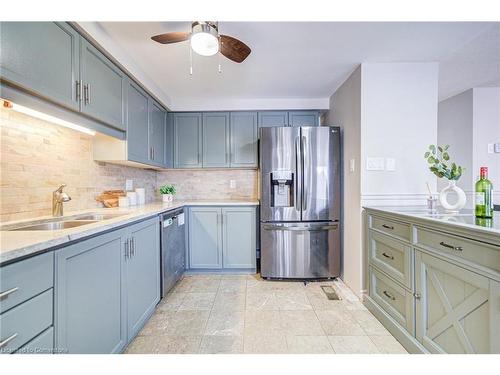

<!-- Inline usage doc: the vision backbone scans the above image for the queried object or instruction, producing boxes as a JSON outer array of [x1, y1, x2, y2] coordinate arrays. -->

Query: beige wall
[[0, 108, 157, 222]]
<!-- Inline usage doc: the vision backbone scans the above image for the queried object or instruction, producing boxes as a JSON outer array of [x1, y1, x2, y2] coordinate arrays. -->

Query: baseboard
[[364, 296, 428, 354], [184, 269, 257, 275]]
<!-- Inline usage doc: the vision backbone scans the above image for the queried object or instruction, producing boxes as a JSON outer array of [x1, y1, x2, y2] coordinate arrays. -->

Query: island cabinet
[[55, 216, 160, 354], [364, 209, 500, 354], [188, 206, 256, 271]]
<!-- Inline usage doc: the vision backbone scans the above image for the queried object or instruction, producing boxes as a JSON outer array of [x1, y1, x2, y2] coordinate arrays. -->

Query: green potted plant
[[159, 184, 176, 203], [424, 144, 466, 211]]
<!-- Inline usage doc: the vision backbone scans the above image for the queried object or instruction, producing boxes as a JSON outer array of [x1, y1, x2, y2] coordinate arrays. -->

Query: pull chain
[[218, 40, 222, 74], [189, 45, 193, 76]]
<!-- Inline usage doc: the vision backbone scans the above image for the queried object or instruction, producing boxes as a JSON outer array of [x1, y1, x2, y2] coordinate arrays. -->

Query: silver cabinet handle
[[382, 224, 394, 230], [382, 252, 394, 260], [153, 147, 155, 160], [0, 333, 18, 349], [383, 291, 396, 301], [439, 241, 463, 251], [131, 237, 135, 257], [76, 80, 83, 102], [0, 287, 19, 301], [414, 293, 421, 300], [125, 238, 130, 259]]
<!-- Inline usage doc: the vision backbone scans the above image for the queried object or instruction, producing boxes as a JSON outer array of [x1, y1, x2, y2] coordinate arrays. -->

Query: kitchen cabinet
[[0, 22, 80, 111], [164, 113, 174, 168], [415, 250, 500, 354], [79, 39, 126, 130], [202, 112, 230, 168], [55, 217, 160, 353], [230, 112, 258, 168], [174, 113, 203, 168], [126, 81, 150, 165], [258, 111, 289, 128], [125, 219, 161, 340], [148, 99, 166, 167], [288, 111, 319, 127], [188, 206, 256, 270]]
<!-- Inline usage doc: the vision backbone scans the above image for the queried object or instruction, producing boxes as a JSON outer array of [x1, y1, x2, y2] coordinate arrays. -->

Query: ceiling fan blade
[[219, 35, 251, 63], [151, 32, 190, 44]]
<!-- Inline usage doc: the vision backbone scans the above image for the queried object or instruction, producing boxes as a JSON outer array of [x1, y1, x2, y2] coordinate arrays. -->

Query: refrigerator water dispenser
[[270, 171, 294, 207]]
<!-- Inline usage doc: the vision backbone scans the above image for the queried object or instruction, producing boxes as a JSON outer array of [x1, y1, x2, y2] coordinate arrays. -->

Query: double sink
[[6, 213, 129, 231]]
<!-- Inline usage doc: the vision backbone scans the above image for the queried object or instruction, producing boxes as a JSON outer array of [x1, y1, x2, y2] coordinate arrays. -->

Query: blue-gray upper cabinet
[[288, 111, 320, 127], [230, 112, 258, 168], [202, 112, 230, 168], [188, 207, 223, 269], [258, 111, 289, 128], [164, 113, 174, 169], [55, 230, 127, 354], [126, 80, 150, 165], [222, 207, 256, 269], [125, 218, 160, 340], [174, 113, 203, 168], [0, 22, 80, 111], [148, 99, 166, 167], [80, 39, 126, 131]]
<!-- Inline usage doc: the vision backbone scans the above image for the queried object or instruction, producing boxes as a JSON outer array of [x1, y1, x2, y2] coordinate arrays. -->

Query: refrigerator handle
[[295, 136, 302, 212], [301, 135, 307, 212]]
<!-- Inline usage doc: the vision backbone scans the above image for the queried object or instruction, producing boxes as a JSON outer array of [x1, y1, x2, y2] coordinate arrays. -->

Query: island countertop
[[0, 200, 259, 265]]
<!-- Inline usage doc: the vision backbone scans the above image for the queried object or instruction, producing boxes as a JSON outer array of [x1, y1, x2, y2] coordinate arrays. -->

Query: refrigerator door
[[301, 127, 341, 221], [260, 127, 302, 222], [260, 222, 340, 279]]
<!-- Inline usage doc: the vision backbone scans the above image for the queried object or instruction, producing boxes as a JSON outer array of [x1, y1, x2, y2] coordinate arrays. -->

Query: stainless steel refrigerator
[[259, 126, 341, 279]]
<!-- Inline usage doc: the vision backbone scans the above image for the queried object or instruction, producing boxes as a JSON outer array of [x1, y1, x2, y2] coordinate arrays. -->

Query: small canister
[[118, 196, 129, 207], [126, 192, 137, 206], [135, 188, 146, 205]]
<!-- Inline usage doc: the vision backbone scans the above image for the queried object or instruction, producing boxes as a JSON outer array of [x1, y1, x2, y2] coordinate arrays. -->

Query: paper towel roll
[[135, 188, 146, 205]]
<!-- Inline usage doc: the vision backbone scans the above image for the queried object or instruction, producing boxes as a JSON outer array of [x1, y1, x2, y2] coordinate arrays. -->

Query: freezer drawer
[[260, 222, 340, 279]]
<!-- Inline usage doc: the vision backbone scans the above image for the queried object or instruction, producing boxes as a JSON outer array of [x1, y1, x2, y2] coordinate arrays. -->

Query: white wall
[[437, 89, 474, 193], [326, 66, 362, 297], [473, 87, 500, 204]]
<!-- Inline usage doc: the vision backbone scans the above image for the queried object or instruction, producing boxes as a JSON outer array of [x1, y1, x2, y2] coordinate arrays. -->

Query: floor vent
[[321, 285, 340, 300]]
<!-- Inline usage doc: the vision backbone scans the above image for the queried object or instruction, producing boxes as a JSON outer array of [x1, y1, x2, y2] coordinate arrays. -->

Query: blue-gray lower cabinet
[[188, 206, 256, 271], [55, 230, 127, 354]]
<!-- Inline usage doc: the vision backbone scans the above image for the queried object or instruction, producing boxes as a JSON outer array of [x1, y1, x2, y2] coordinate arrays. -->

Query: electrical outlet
[[229, 180, 236, 189], [349, 159, 356, 173], [125, 179, 133, 191], [366, 157, 385, 171], [385, 158, 396, 171], [488, 143, 494, 154]]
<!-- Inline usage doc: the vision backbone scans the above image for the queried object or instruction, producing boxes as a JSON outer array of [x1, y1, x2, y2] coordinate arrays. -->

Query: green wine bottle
[[475, 167, 493, 218]]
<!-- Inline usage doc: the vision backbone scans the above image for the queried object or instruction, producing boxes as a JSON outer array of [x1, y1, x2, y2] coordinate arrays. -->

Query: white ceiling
[[80, 22, 500, 110]]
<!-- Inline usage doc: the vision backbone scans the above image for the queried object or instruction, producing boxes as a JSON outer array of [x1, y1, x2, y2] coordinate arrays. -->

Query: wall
[[326, 66, 362, 296], [473, 87, 500, 204], [156, 169, 258, 201], [0, 108, 157, 222]]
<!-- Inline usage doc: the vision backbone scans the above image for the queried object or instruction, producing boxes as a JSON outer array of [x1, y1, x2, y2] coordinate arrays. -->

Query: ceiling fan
[[151, 21, 251, 63]]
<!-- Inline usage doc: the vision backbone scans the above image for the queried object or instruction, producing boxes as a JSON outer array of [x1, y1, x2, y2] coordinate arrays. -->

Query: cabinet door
[[230, 112, 258, 168], [288, 111, 319, 127], [55, 231, 126, 354], [415, 250, 500, 353], [202, 112, 230, 168], [0, 22, 80, 111], [188, 208, 222, 269], [258, 111, 288, 128], [149, 99, 166, 167], [222, 207, 256, 269], [125, 219, 160, 340], [126, 81, 150, 164], [164, 112, 174, 168], [174, 113, 202, 168], [80, 40, 126, 130]]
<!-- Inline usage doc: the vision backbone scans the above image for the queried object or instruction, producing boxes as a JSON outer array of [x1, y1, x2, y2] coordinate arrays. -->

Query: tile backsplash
[[0, 108, 258, 222]]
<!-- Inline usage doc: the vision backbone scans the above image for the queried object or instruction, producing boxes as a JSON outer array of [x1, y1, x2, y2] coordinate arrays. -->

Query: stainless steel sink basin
[[9, 220, 98, 231], [72, 213, 128, 221]]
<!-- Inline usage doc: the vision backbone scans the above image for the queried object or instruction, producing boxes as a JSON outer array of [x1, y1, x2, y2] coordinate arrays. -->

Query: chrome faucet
[[53, 184, 71, 217]]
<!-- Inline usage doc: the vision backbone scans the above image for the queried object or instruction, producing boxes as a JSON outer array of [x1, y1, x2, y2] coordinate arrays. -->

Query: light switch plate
[[366, 157, 385, 171], [229, 180, 236, 189], [125, 179, 133, 191], [488, 143, 494, 154], [385, 158, 396, 171]]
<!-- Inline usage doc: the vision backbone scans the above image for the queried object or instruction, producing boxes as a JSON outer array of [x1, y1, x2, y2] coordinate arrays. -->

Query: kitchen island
[[363, 206, 500, 354]]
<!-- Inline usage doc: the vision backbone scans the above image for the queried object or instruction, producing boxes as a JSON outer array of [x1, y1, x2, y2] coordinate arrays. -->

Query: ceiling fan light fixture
[[190, 22, 219, 56]]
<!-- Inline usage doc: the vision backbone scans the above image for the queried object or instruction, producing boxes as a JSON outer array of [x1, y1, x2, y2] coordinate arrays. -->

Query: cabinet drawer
[[415, 227, 500, 274], [369, 230, 412, 289], [370, 215, 410, 242], [15, 327, 54, 354], [369, 266, 414, 335], [0, 289, 53, 353], [0, 252, 54, 313]]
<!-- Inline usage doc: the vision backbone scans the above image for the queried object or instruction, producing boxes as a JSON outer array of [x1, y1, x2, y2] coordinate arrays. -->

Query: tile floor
[[125, 274, 407, 354]]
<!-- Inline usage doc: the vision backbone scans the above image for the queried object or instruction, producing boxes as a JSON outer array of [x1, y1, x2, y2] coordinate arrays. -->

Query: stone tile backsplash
[[0, 108, 258, 222]]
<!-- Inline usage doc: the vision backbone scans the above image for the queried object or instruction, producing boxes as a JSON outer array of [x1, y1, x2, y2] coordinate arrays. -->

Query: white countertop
[[0, 200, 259, 265]]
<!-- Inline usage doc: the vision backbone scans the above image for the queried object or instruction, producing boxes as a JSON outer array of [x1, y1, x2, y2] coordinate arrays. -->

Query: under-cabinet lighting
[[1, 99, 96, 136]]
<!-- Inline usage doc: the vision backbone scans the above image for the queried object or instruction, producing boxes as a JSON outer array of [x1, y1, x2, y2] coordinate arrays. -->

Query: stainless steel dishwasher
[[160, 208, 185, 297]]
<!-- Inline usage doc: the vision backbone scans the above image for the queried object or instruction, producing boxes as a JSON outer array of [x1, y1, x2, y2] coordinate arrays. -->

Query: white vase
[[162, 194, 173, 203], [439, 180, 466, 212]]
